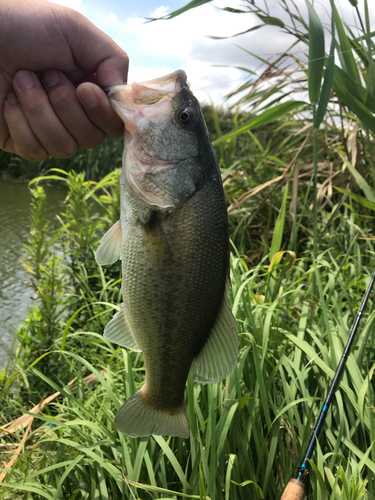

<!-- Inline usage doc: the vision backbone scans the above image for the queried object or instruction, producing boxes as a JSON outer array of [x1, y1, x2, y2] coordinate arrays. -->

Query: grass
[[0, 169, 374, 499]]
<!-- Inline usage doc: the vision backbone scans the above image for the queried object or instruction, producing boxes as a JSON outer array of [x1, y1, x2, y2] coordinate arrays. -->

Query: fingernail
[[43, 70, 60, 88], [6, 91, 18, 105], [15, 70, 35, 91]]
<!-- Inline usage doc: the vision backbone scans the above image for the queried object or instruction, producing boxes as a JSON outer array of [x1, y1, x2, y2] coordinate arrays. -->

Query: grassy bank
[[0, 165, 374, 500]]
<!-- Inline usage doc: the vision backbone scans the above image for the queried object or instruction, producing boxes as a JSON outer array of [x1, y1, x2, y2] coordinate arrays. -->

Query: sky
[[48, 0, 375, 105]]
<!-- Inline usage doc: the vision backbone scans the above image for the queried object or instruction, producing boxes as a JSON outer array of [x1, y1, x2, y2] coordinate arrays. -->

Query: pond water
[[0, 180, 66, 369]]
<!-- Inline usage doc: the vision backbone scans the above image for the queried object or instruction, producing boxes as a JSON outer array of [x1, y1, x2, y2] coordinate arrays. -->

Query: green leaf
[[0, 483, 56, 500], [232, 480, 264, 497], [153, 436, 189, 491], [334, 65, 375, 112], [333, 78, 375, 133], [334, 186, 375, 211], [147, 0, 213, 21], [334, 6, 361, 84], [208, 24, 263, 40], [256, 14, 285, 28], [337, 153, 375, 203], [315, 9, 335, 127], [222, 7, 247, 13], [212, 101, 305, 145], [270, 183, 289, 261], [60, 301, 120, 352], [225, 455, 237, 500], [364, 0, 374, 96], [305, 0, 325, 104]]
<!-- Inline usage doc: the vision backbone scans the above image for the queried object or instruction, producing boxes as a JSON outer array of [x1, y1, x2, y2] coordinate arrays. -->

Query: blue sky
[[48, 0, 375, 105]]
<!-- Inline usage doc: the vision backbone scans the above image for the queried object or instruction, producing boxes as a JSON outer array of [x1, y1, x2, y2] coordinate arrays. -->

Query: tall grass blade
[[305, 0, 325, 104], [315, 2, 335, 128]]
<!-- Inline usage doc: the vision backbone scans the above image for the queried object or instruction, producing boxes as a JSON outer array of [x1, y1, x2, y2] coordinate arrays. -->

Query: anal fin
[[104, 305, 141, 352], [95, 220, 122, 266], [190, 291, 238, 384]]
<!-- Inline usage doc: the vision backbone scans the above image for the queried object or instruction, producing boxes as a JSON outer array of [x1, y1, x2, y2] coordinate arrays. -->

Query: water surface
[[0, 180, 66, 368]]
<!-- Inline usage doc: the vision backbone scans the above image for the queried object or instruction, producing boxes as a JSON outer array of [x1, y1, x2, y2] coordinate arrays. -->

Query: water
[[0, 180, 66, 368]]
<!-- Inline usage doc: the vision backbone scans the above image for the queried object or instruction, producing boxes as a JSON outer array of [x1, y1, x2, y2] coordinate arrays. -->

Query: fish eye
[[177, 108, 194, 126]]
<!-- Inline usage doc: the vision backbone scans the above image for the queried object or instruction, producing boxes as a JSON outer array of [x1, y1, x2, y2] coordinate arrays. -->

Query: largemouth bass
[[95, 70, 238, 438]]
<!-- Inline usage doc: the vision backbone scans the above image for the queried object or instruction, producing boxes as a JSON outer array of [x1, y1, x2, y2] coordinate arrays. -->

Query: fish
[[95, 70, 238, 438]]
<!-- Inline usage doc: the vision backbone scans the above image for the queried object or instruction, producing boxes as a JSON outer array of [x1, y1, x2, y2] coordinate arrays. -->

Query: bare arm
[[0, 0, 128, 161]]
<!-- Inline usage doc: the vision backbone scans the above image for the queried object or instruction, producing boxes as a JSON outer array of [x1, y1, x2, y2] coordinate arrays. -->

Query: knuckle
[[16, 145, 48, 162], [50, 90, 74, 112], [26, 99, 48, 118], [79, 130, 105, 150]]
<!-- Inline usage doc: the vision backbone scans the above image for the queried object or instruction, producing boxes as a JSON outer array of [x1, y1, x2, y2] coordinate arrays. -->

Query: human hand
[[0, 0, 128, 161]]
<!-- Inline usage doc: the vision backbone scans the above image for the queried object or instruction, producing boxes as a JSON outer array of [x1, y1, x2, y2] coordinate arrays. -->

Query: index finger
[[76, 82, 124, 139], [63, 11, 129, 87]]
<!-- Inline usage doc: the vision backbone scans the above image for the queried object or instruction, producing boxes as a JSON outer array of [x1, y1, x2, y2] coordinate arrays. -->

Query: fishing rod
[[281, 269, 375, 500]]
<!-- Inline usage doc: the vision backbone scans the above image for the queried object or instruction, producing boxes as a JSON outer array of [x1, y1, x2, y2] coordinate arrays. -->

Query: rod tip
[[280, 479, 305, 500]]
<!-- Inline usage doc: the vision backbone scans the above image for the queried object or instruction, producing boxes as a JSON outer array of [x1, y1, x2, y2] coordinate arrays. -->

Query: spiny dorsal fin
[[104, 305, 141, 352], [190, 292, 238, 384], [95, 220, 122, 266]]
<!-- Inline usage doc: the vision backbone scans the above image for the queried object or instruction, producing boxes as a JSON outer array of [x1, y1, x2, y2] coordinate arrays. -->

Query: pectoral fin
[[141, 213, 171, 263], [104, 305, 141, 352], [191, 292, 238, 384], [95, 220, 122, 266]]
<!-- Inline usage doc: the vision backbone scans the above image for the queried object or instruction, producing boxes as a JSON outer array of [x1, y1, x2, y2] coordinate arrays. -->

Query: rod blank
[[280, 270, 375, 499]]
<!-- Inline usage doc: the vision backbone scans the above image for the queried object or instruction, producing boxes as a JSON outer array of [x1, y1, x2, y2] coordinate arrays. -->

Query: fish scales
[[95, 70, 239, 437], [123, 181, 228, 410]]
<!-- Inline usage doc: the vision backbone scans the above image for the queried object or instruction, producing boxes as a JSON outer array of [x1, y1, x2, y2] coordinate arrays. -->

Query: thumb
[[60, 6, 129, 86], [94, 43, 129, 87]]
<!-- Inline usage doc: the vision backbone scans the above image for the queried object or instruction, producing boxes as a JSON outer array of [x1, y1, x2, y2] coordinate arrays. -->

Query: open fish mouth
[[103, 70, 188, 98], [105, 70, 189, 133]]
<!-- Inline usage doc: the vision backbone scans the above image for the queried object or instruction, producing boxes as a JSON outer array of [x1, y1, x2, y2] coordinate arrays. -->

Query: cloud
[[48, 0, 375, 105], [89, 1, 262, 103]]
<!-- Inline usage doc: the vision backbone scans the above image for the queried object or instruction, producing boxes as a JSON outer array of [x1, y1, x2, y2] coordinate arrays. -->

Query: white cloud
[[48, 0, 375, 105], [151, 6, 170, 18], [90, 1, 260, 103]]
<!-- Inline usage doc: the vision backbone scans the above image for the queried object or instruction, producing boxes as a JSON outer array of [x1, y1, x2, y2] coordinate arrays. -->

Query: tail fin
[[115, 388, 190, 438]]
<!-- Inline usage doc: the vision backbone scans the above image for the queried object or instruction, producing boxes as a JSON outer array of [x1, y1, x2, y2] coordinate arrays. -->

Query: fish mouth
[[106, 70, 188, 132], [105, 70, 188, 100], [109, 70, 195, 210]]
